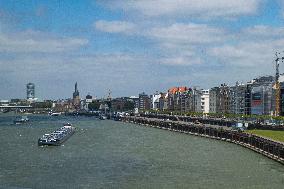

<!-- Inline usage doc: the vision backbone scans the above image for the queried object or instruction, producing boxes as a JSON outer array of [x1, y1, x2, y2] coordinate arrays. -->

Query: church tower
[[73, 82, 80, 109]]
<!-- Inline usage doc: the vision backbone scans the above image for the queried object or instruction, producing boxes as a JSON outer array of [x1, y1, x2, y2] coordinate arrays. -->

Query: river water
[[0, 114, 284, 189]]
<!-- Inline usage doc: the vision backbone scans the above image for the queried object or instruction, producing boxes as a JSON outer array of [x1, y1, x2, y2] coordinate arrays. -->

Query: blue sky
[[0, 0, 284, 99]]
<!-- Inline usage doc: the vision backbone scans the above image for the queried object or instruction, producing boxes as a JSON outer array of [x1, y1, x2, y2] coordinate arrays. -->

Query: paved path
[[132, 116, 233, 131]]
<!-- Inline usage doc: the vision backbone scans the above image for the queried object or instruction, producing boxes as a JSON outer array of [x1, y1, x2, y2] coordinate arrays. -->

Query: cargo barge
[[38, 123, 75, 146]]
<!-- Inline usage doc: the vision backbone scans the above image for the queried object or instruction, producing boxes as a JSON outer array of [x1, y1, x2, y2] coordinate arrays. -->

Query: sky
[[1, 0, 284, 100]]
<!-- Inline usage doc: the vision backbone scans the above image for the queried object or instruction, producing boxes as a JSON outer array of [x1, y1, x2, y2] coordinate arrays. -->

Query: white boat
[[14, 116, 29, 124], [49, 112, 61, 116]]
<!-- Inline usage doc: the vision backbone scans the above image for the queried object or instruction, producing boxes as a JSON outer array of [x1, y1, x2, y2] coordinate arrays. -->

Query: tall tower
[[73, 82, 80, 99], [73, 82, 80, 109], [26, 83, 35, 100]]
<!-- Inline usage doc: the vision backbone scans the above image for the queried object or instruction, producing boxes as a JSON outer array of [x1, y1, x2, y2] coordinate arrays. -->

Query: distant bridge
[[0, 105, 32, 109]]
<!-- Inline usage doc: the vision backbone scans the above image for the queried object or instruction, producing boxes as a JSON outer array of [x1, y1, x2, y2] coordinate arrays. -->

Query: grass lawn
[[246, 130, 284, 143]]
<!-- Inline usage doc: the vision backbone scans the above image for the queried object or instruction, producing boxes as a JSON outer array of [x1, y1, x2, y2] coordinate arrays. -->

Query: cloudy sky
[[1, 0, 284, 100]]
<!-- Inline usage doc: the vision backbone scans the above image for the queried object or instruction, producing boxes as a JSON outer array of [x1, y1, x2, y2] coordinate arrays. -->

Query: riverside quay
[[121, 114, 284, 165]]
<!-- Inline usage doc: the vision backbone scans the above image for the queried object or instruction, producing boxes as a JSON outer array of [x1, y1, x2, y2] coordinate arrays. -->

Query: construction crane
[[274, 52, 284, 116]]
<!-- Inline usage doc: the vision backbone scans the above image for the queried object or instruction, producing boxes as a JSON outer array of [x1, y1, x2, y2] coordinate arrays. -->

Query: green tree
[[88, 101, 101, 111], [31, 102, 52, 109], [123, 101, 134, 111]]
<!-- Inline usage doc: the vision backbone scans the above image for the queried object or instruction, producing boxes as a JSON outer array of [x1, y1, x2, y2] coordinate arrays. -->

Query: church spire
[[73, 82, 79, 99], [75, 82, 78, 92]]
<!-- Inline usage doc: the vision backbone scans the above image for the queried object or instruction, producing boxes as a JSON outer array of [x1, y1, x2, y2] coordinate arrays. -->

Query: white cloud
[[241, 25, 284, 39], [104, 0, 261, 18], [208, 24, 284, 69], [93, 21, 225, 66], [208, 39, 284, 68], [147, 23, 226, 44], [95, 20, 137, 34], [158, 55, 202, 66], [0, 30, 88, 53], [142, 23, 226, 66]]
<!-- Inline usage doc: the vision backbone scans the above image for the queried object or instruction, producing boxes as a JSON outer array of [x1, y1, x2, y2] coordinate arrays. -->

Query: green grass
[[246, 130, 284, 143]]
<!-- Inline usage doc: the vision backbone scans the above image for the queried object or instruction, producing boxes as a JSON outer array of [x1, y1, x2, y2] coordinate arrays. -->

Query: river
[[0, 114, 284, 188]]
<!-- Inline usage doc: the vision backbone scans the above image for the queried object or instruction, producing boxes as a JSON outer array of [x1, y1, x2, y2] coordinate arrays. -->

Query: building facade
[[150, 93, 161, 110], [209, 84, 231, 114], [209, 87, 220, 113], [249, 76, 275, 115], [251, 83, 274, 115], [26, 83, 35, 100], [167, 87, 190, 112], [230, 82, 246, 115], [72, 82, 80, 109], [201, 89, 210, 113], [138, 92, 150, 111]]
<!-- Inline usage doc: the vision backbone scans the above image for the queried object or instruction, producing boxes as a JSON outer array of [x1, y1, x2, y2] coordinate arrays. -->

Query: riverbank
[[121, 116, 284, 165], [246, 130, 284, 143]]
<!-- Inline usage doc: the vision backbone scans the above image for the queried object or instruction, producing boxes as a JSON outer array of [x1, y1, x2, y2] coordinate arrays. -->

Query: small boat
[[14, 116, 29, 124], [49, 112, 61, 116], [99, 115, 107, 120]]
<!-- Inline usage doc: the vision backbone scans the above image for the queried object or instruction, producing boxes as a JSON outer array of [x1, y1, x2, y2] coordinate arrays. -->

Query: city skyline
[[1, 0, 284, 99]]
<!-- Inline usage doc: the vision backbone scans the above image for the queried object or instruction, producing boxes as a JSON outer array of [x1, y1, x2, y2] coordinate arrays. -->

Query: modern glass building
[[251, 83, 274, 115]]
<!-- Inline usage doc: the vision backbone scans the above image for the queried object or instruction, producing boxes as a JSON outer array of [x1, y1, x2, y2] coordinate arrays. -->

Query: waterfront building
[[53, 99, 73, 112], [167, 87, 202, 113], [230, 82, 246, 115], [138, 92, 151, 111], [245, 84, 252, 115], [247, 76, 275, 115], [129, 96, 139, 109], [99, 103, 109, 113], [209, 87, 220, 113], [158, 93, 168, 111], [111, 98, 125, 112], [167, 87, 189, 112], [209, 84, 231, 114], [219, 84, 231, 114], [201, 89, 210, 113], [150, 92, 161, 110], [179, 89, 191, 112], [81, 94, 93, 111], [278, 74, 284, 116], [72, 82, 80, 109], [191, 88, 202, 113], [85, 94, 93, 110], [250, 84, 274, 115], [26, 83, 35, 100], [86, 94, 93, 103], [251, 84, 274, 115], [0, 100, 9, 107]]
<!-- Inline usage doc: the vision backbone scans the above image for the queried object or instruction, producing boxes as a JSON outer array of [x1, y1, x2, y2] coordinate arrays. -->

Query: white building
[[0, 100, 9, 106], [83, 94, 93, 110], [151, 93, 161, 110], [201, 89, 210, 113]]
